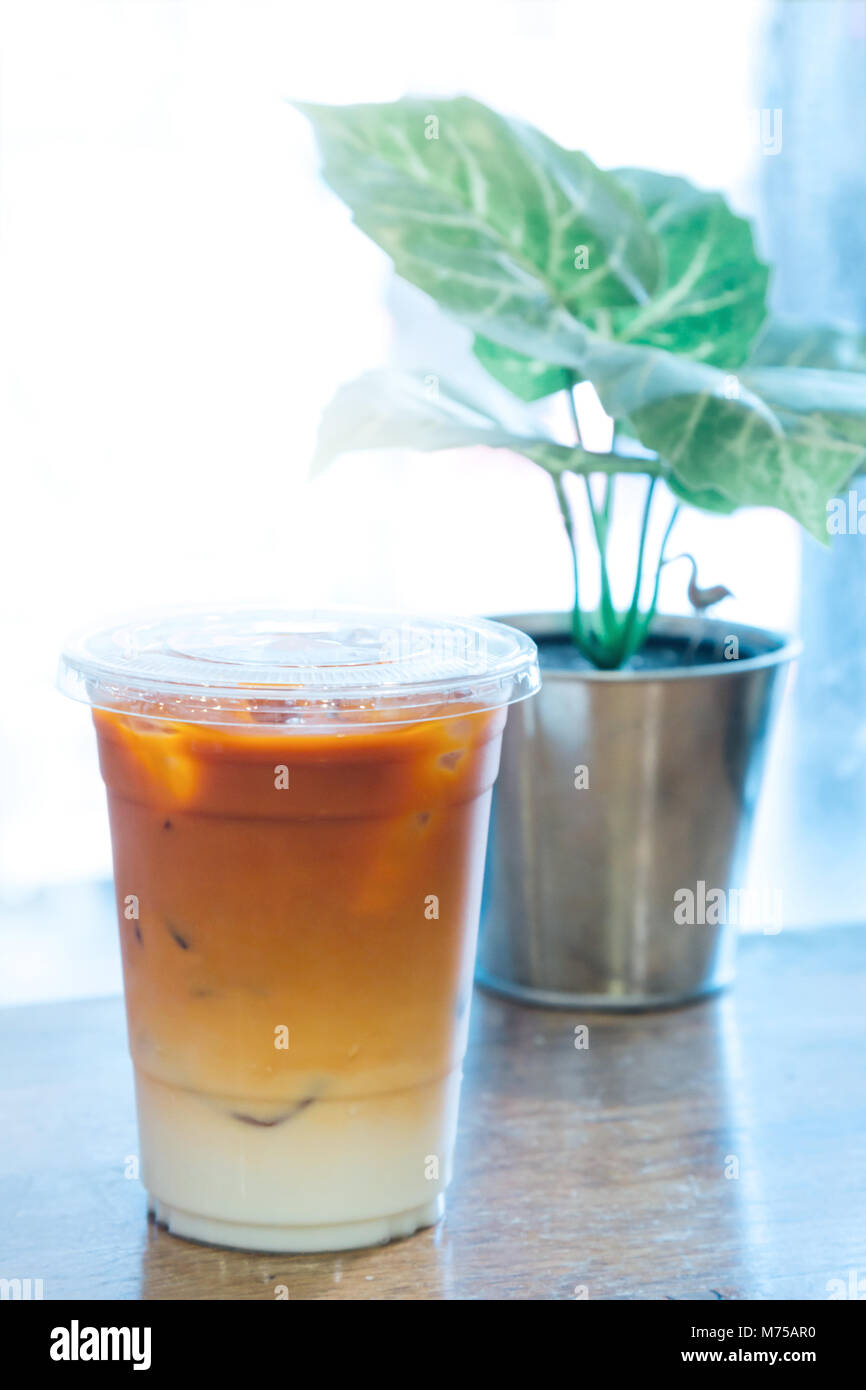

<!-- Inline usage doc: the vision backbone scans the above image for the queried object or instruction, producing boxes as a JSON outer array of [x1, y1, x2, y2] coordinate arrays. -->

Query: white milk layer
[[135, 1067, 461, 1252]]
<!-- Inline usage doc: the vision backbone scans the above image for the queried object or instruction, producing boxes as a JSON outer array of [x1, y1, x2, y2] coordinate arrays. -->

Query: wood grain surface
[[2, 926, 865, 1300]]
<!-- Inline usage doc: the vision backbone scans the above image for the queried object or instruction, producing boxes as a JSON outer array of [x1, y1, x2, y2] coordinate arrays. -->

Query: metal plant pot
[[477, 613, 800, 1010]]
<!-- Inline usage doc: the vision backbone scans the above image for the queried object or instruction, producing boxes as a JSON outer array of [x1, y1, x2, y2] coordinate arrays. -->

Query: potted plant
[[298, 96, 866, 1007]]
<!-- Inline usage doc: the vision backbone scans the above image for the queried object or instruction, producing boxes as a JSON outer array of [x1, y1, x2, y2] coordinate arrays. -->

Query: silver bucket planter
[[477, 613, 800, 1010]]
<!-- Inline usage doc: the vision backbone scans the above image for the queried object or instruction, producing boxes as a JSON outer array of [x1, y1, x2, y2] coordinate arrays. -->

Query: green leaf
[[311, 369, 659, 480], [496, 333, 865, 538], [296, 97, 662, 360], [312, 369, 573, 475], [314, 349, 866, 540], [742, 366, 866, 448], [471, 167, 771, 396], [472, 336, 574, 402], [299, 96, 866, 539], [665, 474, 738, 515], [749, 316, 866, 372], [608, 434, 737, 514], [631, 388, 862, 540], [473, 328, 864, 539], [596, 169, 770, 367]]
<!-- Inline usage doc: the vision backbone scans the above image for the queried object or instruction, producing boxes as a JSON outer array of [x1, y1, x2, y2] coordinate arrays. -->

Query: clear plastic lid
[[58, 606, 540, 729]]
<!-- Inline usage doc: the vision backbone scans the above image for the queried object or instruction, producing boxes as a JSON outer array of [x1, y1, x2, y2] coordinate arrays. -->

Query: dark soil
[[537, 631, 763, 674]]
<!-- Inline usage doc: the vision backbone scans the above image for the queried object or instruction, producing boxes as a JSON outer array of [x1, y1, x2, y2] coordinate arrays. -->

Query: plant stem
[[643, 501, 681, 632], [553, 473, 586, 650], [558, 387, 675, 667], [602, 475, 614, 529], [583, 475, 617, 639], [601, 475, 655, 666], [566, 389, 582, 448], [627, 477, 657, 621], [569, 387, 617, 652]]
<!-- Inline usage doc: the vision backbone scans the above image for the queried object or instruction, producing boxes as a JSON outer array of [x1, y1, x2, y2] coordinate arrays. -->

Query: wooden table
[[2, 926, 864, 1301]]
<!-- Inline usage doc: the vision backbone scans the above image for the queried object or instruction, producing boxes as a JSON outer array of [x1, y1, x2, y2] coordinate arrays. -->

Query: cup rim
[[490, 611, 802, 684]]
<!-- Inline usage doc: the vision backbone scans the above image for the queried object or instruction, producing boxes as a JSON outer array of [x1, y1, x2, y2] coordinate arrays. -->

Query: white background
[[0, 0, 807, 909]]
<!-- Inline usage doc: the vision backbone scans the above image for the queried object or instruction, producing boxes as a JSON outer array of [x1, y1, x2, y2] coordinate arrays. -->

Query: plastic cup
[[58, 608, 539, 1252]]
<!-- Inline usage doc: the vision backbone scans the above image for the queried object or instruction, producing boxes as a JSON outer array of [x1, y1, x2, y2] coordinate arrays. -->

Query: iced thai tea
[[59, 610, 539, 1251]]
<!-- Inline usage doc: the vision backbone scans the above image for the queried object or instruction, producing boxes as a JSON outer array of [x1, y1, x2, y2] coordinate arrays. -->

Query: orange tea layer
[[94, 705, 505, 1106]]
